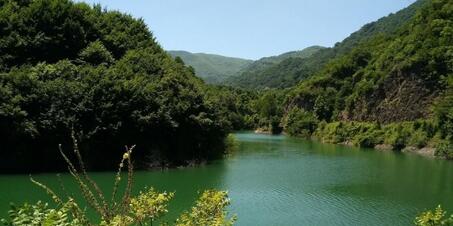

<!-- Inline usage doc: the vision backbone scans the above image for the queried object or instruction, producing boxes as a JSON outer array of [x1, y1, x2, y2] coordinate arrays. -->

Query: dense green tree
[[78, 40, 114, 65], [284, 108, 318, 137], [284, 0, 452, 157], [0, 0, 228, 172]]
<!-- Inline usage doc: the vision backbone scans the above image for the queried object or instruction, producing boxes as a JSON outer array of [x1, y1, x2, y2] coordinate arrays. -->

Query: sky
[[78, 0, 416, 60]]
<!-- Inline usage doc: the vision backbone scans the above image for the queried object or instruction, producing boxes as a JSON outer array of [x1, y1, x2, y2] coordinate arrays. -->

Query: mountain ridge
[[168, 50, 253, 84], [225, 0, 426, 89]]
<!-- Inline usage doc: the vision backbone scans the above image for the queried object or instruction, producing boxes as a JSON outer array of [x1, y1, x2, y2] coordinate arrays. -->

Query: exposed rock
[[349, 71, 438, 123], [375, 144, 394, 151], [254, 128, 271, 134], [401, 146, 436, 157], [341, 141, 354, 146]]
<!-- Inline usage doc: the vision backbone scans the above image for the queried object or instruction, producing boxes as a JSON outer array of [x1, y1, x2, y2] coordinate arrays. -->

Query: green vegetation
[[1, 142, 235, 226], [284, 108, 318, 137], [253, 90, 287, 134], [284, 0, 452, 158], [225, 46, 325, 89], [168, 51, 253, 84], [415, 206, 453, 226], [0, 0, 232, 172], [307, 120, 450, 157], [2, 0, 448, 172], [1, 0, 451, 224], [202, 86, 258, 130], [226, 0, 425, 90], [202, 85, 288, 134]]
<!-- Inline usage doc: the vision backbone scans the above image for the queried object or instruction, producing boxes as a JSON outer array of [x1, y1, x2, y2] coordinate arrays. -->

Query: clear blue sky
[[78, 0, 416, 60]]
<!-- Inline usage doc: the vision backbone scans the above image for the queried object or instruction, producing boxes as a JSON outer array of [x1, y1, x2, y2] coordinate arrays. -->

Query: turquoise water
[[1, 132, 452, 225]]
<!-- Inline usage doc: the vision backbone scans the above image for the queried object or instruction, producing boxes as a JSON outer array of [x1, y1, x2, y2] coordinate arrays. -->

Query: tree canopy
[[0, 0, 228, 172]]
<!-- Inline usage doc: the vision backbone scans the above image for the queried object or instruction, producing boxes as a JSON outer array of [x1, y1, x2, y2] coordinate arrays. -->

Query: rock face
[[402, 146, 436, 157], [348, 71, 438, 123]]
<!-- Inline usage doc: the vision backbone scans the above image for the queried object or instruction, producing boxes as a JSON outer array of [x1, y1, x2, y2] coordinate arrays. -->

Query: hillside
[[168, 50, 253, 83], [284, 0, 452, 158], [0, 0, 228, 172], [224, 46, 325, 88], [227, 0, 425, 89]]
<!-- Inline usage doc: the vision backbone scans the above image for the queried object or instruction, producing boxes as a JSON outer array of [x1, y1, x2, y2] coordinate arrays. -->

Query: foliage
[[254, 90, 286, 134], [434, 77, 453, 140], [283, 0, 452, 155], [0, 0, 228, 172], [310, 120, 444, 150], [284, 107, 318, 137], [435, 140, 453, 160], [168, 51, 252, 84], [226, 0, 424, 89], [78, 40, 114, 66], [287, 0, 452, 124], [225, 46, 325, 89], [1, 201, 82, 226], [202, 85, 288, 133], [415, 205, 453, 226], [2, 140, 235, 226], [175, 190, 236, 226], [202, 85, 258, 130]]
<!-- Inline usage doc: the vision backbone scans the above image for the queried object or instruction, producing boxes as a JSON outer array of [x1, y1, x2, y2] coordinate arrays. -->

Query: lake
[[1, 132, 452, 225]]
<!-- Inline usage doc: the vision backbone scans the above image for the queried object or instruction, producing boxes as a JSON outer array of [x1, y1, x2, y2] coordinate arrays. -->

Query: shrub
[[285, 108, 319, 137], [409, 130, 429, 148], [415, 205, 453, 226], [176, 190, 236, 226], [435, 140, 453, 160], [1, 137, 235, 225]]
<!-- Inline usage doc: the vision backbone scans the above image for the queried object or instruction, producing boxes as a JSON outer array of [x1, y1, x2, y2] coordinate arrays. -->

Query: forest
[[0, 0, 451, 172], [283, 0, 453, 159], [0, 0, 230, 172], [0, 0, 452, 225]]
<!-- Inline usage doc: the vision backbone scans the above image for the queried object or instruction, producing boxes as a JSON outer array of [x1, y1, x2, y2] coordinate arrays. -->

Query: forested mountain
[[0, 0, 450, 173], [227, 0, 426, 89], [284, 0, 452, 158], [168, 50, 253, 84], [0, 0, 229, 172], [224, 46, 325, 89]]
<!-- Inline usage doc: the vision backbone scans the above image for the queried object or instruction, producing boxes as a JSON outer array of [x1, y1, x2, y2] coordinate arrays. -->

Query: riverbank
[[341, 140, 438, 158], [283, 120, 452, 160], [255, 127, 440, 159]]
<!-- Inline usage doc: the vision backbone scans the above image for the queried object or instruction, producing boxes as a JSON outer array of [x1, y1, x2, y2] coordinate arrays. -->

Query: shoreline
[[254, 130, 443, 160]]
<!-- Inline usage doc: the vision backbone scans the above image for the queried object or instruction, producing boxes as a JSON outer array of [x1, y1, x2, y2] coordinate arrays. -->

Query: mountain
[[283, 0, 452, 158], [226, 0, 426, 89], [224, 46, 325, 89], [168, 50, 253, 84], [287, 0, 451, 124]]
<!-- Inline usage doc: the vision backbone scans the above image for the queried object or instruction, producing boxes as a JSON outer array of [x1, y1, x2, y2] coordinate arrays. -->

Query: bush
[[409, 130, 429, 148], [1, 141, 236, 226], [415, 205, 453, 226], [285, 108, 319, 137], [435, 140, 453, 160]]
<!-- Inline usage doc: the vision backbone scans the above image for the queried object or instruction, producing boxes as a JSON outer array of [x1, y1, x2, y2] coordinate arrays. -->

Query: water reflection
[[0, 132, 452, 226]]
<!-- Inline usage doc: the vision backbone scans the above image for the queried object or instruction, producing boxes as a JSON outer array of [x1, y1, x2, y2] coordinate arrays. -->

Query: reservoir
[[1, 132, 452, 225]]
